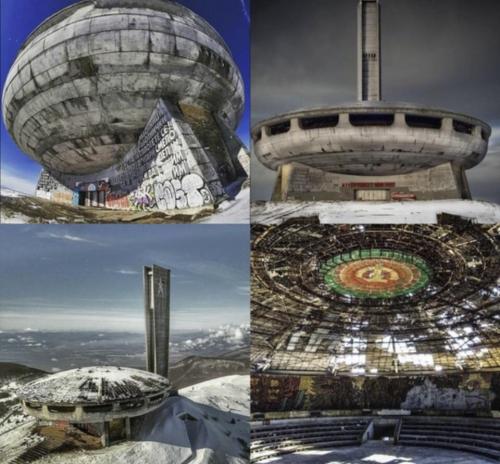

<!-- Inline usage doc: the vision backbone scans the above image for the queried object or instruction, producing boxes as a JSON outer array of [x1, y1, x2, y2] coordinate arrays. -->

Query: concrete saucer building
[[16, 264, 172, 449], [2, 0, 248, 211], [250, 221, 500, 462], [18, 366, 171, 447], [252, 0, 492, 204]]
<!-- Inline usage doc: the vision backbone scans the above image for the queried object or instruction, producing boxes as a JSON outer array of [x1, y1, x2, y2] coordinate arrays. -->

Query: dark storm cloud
[[251, 0, 500, 202]]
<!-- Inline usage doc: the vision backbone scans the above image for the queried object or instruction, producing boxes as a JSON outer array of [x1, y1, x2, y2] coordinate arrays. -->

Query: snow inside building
[[250, 221, 500, 462]]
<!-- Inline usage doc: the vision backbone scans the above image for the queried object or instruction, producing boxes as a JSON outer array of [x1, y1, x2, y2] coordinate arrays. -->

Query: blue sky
[[0, 0, 250, 194], [0, 225, 249, 332]]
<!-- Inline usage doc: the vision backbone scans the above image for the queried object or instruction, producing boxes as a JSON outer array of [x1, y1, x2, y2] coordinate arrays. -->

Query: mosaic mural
[[320, 249, 431, 299]]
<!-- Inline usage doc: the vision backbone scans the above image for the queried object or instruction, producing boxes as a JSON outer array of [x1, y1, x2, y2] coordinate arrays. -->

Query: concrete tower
[[253, 0, 490, 202], [358, 0, 381, 101], [144, 265, 170, 378]]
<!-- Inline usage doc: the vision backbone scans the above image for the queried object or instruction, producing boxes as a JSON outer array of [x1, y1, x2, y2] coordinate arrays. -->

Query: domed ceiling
[[251, 223, 500, 375]]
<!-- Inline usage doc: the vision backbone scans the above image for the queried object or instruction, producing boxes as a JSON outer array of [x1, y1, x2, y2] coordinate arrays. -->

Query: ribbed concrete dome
[[253, 102, 490, 176], [18, 366, 170, 404], [18, 366, 171, 423], [2, 0, 244, 175]]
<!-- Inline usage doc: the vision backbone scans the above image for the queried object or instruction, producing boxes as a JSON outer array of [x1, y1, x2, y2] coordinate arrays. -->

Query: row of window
[[25, 393, 165, 413], [254, 113, 487, 141]]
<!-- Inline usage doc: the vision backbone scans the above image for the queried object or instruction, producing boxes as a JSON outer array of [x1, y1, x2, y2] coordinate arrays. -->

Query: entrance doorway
[[372, 423, 396, 441], [355, 189, 389, 201]]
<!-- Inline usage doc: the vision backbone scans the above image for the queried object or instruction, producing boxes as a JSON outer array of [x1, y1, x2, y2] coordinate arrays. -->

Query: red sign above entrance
[[342, 182, 396, 188]]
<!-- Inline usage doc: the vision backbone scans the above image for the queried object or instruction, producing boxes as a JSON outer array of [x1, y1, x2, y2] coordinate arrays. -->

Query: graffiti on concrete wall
[[401, 378, 492, 410], [127, 121, 214, 211], [106, 193, 130, 209], [35, 99, 228, 211]]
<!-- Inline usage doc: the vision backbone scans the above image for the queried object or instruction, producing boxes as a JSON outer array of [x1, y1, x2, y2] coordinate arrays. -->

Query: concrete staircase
[[250, 417, 371, 462], [397, 416, 500, 460]]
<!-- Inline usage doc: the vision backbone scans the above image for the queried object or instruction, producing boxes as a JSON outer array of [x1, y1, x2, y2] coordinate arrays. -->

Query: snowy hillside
[[1, 375, 249, 464], [198, 187, 249, 224]]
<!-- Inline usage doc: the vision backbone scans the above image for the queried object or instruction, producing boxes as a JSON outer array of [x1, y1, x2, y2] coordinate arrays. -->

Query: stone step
[[252, 424, 366, 437], [399, 434, 500, 455], [251, 439, 360, 463], [401, 426, 500, 443], [398, 438, 500, 460], [252, 433, 361, 451]]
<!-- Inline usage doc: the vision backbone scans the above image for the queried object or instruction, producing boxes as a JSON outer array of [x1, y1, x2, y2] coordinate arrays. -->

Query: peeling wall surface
[[251, 373, 499, 413], [35, 99, 245, 211]]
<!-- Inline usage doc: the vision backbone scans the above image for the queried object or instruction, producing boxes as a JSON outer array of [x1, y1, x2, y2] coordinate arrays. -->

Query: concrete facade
[[251, 0, 491, 202], [35, 99, 234, 210], [3, 0, 247, 211], [272, 161, 469, 201], [144, 265, 170, 379]]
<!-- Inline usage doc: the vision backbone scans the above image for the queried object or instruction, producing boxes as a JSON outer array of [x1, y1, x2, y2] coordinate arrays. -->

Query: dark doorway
[[78, 191, 86, 206], [373, 423, 396, 441]]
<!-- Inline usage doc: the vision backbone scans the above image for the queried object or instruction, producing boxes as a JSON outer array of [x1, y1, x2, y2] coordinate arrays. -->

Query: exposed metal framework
[[251, 223, 500, 375]]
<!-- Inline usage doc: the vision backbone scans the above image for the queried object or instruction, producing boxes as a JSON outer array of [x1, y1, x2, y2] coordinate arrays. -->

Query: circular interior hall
[[250, 220, 500, 463]]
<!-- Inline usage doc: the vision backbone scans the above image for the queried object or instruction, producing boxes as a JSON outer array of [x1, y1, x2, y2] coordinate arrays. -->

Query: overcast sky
[[0, 225, 249, 332], [0, 0, 250, 194], [251, 0, 500, 202]]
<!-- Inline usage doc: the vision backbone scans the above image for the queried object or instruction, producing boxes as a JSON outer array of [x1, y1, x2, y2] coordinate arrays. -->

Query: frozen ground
[[257, 440, 496, 463], [199, 187, 249, 224], [2, 375, 249, 464], [0, 187, 26, 198], [0, 187, 248, 224], [251, 200, 500, 224]]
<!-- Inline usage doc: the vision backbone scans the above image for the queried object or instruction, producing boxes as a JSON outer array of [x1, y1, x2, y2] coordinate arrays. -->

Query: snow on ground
[[257, 440, 493, 464], [199, 188, 249, 224], [33, 375, 249, 464], [0, 211, 31, 224], [180, 375, 249, 416], [251, 200, 500, 224], [0, 188, 25, 198], [0, 416, 41, 463]]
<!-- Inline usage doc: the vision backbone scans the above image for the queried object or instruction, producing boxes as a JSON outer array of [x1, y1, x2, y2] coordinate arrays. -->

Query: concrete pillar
[[290, 118, 300, 131], [101, 421, 110, 447], [394, 113, 406, 128], [338, 113, 350, 128], [125, 417, 131, 440], [358, 0, 381, 101], [442, 117, 454, 133]]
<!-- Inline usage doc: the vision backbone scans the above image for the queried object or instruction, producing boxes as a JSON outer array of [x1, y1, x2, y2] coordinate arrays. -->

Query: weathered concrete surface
[[35, 98, 243, 211], [144, 265, 170, 379], [2, 0, 244, 175], [253, 103, 490, 176], [271, 161, 469, 201], [250, 200, 500, 224], [19, 366, 171, 423], [251, 0, 492, 204], [358, 0, 381, 101]]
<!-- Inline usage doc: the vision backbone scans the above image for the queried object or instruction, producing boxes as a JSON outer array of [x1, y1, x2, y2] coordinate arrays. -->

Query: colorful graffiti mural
[[34, 99, 240, 211]]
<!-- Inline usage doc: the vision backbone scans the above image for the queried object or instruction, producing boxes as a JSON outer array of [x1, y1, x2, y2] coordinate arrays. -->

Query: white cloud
[[0, 166, 38, 195], [114, 269, 140, 275], [36, 231, 104, 246]]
